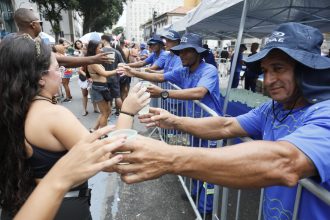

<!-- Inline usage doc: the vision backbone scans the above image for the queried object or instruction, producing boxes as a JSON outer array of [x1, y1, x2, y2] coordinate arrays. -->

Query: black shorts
[[107, 76, 121, 99], [54, 189, 92, 220]]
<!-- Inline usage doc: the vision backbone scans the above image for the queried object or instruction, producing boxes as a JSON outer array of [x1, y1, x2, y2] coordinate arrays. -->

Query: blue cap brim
[[170, 44, 207, 55], [161, 35, 180, 41], [245, 47, 330, 71]]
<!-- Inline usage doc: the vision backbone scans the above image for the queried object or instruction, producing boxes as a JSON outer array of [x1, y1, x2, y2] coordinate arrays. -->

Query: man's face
[[179, 48, 199, 67], [149, 43, 160, 53], [261, 50, 297, 105], [164, 38, 178, 50], [29, 13, 43, 37]]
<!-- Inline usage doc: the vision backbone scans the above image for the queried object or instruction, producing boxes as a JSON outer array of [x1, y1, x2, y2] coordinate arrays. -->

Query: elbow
[[193, 89, 207, 100], [270, 147, 302, 187]]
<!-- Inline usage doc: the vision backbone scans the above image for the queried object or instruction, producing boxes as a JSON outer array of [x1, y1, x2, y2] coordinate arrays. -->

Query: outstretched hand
[[138, 107, 178, 130], [113, 135, 174, 184], [121, 82, 150, 115], [49, 125, 126, 189], [92, 52, 112, 64]]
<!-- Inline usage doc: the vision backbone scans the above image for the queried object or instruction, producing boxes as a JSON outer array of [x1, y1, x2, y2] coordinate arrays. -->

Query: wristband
[[120, 110, 135, 117]]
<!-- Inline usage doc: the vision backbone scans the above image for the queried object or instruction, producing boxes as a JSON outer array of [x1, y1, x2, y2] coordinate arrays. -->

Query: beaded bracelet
[[120, 110, 135, 117]]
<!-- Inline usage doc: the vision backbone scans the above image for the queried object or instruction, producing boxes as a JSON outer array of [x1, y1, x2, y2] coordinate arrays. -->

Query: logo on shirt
[[167, 32, 175, 38], [266, 31, 286, 44]]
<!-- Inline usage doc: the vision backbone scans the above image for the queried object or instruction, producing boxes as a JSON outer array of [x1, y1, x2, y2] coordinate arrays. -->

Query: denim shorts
[[91, 82, 108, 103]]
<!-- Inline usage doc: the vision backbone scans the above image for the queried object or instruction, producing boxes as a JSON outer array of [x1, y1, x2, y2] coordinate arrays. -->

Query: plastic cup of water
[[138, 81, 151, 115], [108, 129, 137, 164]]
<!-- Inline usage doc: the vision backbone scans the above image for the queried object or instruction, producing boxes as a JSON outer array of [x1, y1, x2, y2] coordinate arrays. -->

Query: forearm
[[133, 69, 164, 82], [174, 116, 245, 139], [128, 61, 144, 68], [57, 56, 94, 68], [116, 114, 134, 129], [14, 175, 68, 220], [167, 88, 206, 100], [171, 141, 312, 188]]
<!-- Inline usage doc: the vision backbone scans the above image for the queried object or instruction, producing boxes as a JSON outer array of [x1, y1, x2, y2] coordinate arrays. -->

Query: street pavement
[[61, 76, 196, 220]]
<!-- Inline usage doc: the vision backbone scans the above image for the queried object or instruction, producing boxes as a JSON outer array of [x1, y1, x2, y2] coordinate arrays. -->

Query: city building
[[141, 6, 193, 41], [125, 0, 184, 43], [0, 0, 16, 37]]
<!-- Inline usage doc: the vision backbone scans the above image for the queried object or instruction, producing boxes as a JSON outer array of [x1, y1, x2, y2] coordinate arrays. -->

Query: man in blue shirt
[[146, 29, 182, 74], [230, 44, 247, 88], [138, 43, 149, 61], [116, 23, 330, 220], [123, 33, 222, 215], [127, 35, 168, 70], [123, 32, 222, 116]]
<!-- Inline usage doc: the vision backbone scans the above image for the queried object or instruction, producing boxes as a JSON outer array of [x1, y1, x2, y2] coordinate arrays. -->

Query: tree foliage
[[31, 0, 78, 41], [112, 26, 124, 36], [77, 0, 126, 34]]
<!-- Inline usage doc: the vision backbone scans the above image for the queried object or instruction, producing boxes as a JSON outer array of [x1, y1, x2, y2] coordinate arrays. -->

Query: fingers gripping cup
[[138, 81, 151, 115], [108, 129, 137, 164]]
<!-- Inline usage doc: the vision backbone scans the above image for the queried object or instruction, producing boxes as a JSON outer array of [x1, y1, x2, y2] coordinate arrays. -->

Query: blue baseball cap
[[161, 30, 181, 41], [147, 34, 164, 45], [170, 33, 206, 55], [245, 22, 330, 70], [140, 43, 146, 49]]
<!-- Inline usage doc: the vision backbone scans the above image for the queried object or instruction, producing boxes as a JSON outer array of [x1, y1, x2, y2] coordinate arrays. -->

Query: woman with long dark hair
[[0, 35, 149, 219], [87, 40, 121, 131]]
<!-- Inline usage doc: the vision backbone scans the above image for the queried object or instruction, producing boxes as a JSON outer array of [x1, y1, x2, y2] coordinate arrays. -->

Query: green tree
[[31, 0, 78, 42], [112, 26, 124, 36], [77, 0, 125, 34]]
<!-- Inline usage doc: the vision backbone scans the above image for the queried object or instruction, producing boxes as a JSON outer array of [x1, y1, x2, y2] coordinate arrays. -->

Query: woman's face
[[40, 53, 62, 95], [95, 43, 102, 54], [75, 41, 82, 49]]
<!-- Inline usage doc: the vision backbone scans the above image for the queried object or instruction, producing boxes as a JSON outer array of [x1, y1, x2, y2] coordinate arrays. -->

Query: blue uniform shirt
[[164, 61, 222, 116], [237, 100, 330, 220], [144, 50, 168, 66], [155, 52, 182, 72]]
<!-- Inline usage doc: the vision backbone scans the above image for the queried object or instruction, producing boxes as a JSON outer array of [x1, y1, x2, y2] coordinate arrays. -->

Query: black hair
[[86, 40, 101, 56], [58, 38, 65, 44], [74, 40, 83, 50], [0, 35, 51, 216], [115, 43, 128, 63], [101, 34, 112, 43]]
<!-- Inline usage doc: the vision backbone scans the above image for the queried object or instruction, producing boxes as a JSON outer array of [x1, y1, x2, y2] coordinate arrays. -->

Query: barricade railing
[[151, 81, 330, 220]]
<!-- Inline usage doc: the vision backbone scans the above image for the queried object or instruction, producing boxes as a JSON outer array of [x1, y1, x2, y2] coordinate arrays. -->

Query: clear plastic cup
[[138, 81, 151, 115], [108, 129, 137, 164]]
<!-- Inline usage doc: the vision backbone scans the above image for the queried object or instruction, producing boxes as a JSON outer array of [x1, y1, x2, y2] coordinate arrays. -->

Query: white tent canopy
[[172, 0, 330, 39]]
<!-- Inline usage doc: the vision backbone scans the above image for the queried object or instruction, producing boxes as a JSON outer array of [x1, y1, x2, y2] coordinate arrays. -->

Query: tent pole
[[222, 0, 248, 116]]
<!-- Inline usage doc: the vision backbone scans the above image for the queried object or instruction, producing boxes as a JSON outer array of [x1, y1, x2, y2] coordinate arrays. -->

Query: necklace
[[33, 95, 57, 104]]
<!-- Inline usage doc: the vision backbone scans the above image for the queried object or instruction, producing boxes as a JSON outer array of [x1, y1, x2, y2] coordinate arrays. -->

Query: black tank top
[[26, 140, 88, 190]]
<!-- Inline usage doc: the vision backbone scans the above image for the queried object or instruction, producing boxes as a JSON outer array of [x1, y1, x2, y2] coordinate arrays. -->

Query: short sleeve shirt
[[237, 100, 330, 220], [144, 50, 168, 66], [155, 52, 182, 73], [102, 47, 124, 82], [164, 61, 222, 116]]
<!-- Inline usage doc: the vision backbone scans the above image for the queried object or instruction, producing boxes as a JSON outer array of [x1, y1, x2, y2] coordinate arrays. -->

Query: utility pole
[[151, 8, 157, 35]]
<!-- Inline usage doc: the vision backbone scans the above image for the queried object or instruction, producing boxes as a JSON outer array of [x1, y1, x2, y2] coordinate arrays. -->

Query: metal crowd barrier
[[151, 81, 330, 220]]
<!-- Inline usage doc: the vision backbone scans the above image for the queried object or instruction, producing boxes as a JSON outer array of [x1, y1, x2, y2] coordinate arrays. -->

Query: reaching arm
[[138, 107, 247, 140], [116, 83, 150, 129], [90, 64, 117, 77], [56, 52, 111, 68], [127, 61, 146, 68], [116, 136, 316, 188], [167, 87, 208, 100], [15, 126, 125, 220], [123, 66, 165, 82]]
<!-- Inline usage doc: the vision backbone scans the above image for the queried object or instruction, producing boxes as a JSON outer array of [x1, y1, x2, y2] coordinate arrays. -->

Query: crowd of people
[[0, 7, 330, 220]]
